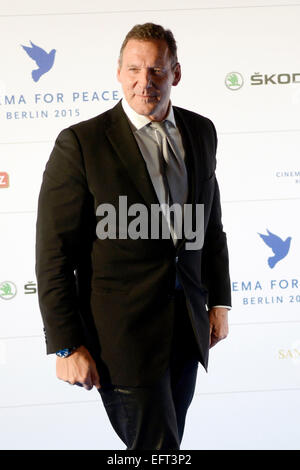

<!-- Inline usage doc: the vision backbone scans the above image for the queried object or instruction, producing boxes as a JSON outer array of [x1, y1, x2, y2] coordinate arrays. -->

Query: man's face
[[117, 39, 181, 121]]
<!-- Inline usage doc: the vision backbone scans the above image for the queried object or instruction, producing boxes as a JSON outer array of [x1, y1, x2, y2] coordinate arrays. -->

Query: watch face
[[56, 347, 77, 357], [56, 348, 72, 357]]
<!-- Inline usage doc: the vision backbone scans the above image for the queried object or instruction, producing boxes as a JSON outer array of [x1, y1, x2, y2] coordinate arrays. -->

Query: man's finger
[[91, 368, 101, 389], [82, 380, 93, 391], [83, 384, 93, 391], [74, 381, 83, 387], [210, 330, 228, 348], [209, 334, 218, 348]]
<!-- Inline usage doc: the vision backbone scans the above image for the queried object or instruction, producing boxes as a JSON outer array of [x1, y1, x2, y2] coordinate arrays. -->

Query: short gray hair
[[119, 23, 178, 66]]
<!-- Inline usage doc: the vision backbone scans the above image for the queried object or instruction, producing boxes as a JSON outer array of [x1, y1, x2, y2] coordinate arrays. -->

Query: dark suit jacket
[[35, 100, 231, 386]]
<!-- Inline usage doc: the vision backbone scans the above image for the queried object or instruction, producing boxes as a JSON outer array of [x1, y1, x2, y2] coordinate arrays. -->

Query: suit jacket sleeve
[[201, 122, 231, 309], [35, 128, 89, 353]]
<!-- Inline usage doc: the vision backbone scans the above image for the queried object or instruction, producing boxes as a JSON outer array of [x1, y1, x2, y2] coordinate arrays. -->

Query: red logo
[[0, 172, 9, 188]]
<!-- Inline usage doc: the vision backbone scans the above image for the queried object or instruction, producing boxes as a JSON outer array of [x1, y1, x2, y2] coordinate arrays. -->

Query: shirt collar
[[121, 98, 176, 131]]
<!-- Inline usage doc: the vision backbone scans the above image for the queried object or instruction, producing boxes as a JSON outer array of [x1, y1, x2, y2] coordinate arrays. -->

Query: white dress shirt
[[121, 98, 186, 205]]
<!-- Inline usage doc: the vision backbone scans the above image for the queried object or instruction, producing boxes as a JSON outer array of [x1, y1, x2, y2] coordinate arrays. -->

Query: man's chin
[[130, 98, 159, 116]]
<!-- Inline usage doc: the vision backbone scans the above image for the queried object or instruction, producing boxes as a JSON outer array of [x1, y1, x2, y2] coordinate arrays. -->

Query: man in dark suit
[[35, 23, 231, 450]]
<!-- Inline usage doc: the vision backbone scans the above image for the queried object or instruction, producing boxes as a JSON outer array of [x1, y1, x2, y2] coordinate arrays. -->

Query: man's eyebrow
[[126, 64, 166, 69]]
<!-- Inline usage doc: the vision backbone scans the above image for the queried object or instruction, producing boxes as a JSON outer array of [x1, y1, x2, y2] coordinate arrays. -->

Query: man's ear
[[172, 62, 181, 86], [117, 60, 121, 82]]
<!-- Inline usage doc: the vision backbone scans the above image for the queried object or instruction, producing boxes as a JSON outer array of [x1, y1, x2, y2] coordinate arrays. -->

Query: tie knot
[[149, 120, 168, 137]]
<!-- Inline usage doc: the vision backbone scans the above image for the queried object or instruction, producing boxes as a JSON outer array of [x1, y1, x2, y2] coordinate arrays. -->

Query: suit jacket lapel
[[105, 101, 159, 209], [173, 106, 200, 253]]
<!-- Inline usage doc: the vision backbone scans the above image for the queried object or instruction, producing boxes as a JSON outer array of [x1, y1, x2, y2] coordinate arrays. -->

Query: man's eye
[[127, 67, 165, 75], [151, 67, 164, 77]]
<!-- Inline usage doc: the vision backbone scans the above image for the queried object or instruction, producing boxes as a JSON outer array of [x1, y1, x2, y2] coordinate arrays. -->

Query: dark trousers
[[98, 290, 199, 450]]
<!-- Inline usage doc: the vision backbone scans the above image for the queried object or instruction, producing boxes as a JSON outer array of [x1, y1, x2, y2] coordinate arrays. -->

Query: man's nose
[[138, 68, 152, 88]]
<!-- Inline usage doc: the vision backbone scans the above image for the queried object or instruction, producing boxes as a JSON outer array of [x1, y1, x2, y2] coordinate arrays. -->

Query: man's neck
[[121, 98, 176, 130]]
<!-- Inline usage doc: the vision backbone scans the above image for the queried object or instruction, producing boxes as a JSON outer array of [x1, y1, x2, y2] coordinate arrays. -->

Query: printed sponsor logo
[[275, 171, 300, 185], [278, 340, 300, 365], [225, 72, 244, 90], [231, 230, 298, 307], [258, 229, 291, 269], [22, 41, 56, 82], [0, 281, 17, 300], [0, 43, 120, 122], [0, 172, 9, 188], [225, 71, 300, 89]]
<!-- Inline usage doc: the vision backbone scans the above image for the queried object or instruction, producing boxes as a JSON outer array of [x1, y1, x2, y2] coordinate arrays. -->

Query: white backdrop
[[0, 0, 300, 450]]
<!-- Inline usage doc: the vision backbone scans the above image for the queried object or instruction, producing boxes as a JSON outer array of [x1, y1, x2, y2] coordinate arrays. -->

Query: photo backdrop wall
[[0, 0, 299, 450]]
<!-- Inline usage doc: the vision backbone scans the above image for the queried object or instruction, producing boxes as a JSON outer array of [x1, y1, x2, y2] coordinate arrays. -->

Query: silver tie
[[150, 120, 188, 208], [150, 120, 188, 242]]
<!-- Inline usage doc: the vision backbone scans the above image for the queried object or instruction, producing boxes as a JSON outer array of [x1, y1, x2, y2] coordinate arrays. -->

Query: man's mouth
[[135, 94, 158, 99]]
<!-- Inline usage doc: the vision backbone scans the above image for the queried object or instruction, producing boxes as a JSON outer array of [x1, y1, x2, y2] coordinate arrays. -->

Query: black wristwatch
[[56, 347, 78, 358]]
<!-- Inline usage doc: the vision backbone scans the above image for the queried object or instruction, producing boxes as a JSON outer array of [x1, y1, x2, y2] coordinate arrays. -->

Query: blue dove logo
[[258, 229, 292, 269], [21, 41, 56, 82]]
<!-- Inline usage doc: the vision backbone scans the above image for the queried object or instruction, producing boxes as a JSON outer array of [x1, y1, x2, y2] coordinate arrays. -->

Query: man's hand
[[208, 307, 229, 348], [56, 345, 101, 390]]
